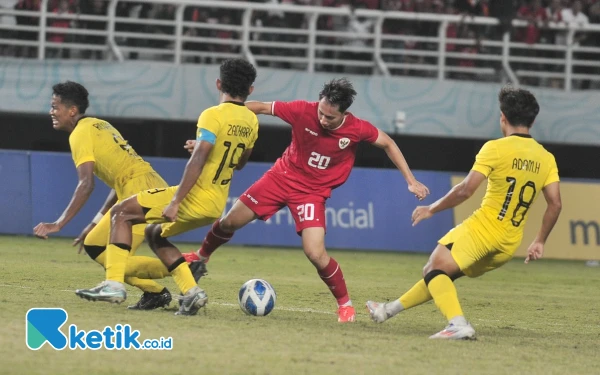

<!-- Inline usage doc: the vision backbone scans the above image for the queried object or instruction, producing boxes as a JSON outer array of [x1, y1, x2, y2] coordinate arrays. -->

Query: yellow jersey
[[468, 134, 560, 252], [69, 117, 154, 197], [185, 102, 259, 217]]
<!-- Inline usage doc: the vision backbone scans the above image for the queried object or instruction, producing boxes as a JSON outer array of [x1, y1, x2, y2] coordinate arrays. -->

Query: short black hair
[[498, 85, 539, 128], [219, 58, 257, 100], [52, 81, 89, 114], [319, 78, 356, 112]]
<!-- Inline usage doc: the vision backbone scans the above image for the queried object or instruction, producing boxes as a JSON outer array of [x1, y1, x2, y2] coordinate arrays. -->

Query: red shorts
[[238, 171, 327, 234]]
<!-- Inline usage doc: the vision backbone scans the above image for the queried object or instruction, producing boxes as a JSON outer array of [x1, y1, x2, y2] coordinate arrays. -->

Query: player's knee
[[83, 244, 105, 262], [304, 247, 327, 268], [422, 260, 435, 277], [145, 224, 171, 253], [423, 269, 449, 285], [144, 224, 161, 244]]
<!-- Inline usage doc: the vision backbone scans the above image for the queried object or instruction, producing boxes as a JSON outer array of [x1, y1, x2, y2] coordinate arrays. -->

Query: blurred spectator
[[561, 0, 589, 28], [116, 2, 151, 60], [80, 0, 107, 60], [0, 0, 17, 55], [559, 0, 588, 89], [546, 0, 563, 23], [541, 0, 563, 88], [557, 1, 588, 44], [514, 0, 547, 85], [517, 0, 547, 45], [214, 13, 238, 58], [456, 29, 483, 79], [489, 0, 519, 37], [182, 6, 210, 64], [148, 4, 175, 46], [341, 4, 374, 74], [46, 0, 73, 59], [455, 0, 486, 16], [14, 0, 40, 57], [578, 0, 599, 89], [1, 0, 600, 90], [380, 0, 404, 74]]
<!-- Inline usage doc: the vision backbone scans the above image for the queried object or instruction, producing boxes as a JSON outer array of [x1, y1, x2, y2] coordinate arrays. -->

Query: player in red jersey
[[184, 78, 430, 322]]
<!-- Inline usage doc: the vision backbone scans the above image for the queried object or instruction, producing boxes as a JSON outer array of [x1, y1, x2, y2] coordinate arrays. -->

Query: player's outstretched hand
[[33, 222, 60, 239], [411, 206, 433, 226], [408, 180, 430, 201], [73, 223, 95, 254], [162, 202, 180, 222], [525, 241, 544, 264], [184, 140, 196, 154]]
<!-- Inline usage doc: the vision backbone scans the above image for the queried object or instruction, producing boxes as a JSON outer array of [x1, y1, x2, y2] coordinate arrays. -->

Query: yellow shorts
[[439, 223, 514, 278], [117, 171, 168, 201], [136, 186, 219, 238], [83, 171, 169, 252]]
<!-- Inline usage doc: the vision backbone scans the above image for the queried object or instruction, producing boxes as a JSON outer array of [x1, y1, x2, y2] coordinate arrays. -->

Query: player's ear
[[248, 85, 254, 96], [216, 78, 222, 91]]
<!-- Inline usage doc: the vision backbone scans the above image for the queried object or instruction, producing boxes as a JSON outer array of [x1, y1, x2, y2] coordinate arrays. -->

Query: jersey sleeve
[[360, 120, 380, 143], [471, 141, 499, 178], [69, 126, 95, 168], [543, 154, 560, 187], [196, 108, 221, 141], [273, 100, 308, 126]]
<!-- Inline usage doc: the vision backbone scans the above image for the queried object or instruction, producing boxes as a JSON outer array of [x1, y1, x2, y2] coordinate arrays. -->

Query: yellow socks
[[105, 243, 131, 283], [426, 272, 463, 321], [399, 279, 432, 310], [169, 259, 196, 295]]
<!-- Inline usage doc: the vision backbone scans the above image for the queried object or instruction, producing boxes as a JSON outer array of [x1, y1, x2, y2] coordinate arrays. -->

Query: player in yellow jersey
[[75, 58, 259, 316], [366, 85, 562, 339], [34, 81, 174, 310]]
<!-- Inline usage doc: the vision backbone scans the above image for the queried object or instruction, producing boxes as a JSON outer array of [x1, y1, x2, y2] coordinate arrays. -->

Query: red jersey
[[269, 100, 379, 198]]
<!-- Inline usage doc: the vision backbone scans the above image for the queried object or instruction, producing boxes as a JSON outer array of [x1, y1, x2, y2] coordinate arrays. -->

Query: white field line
[[0, 283, 335, 315], [2, 284, 598, 331]]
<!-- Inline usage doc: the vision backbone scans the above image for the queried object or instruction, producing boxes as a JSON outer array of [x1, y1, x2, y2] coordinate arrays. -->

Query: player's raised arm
[[525, 181, 562, 264], [245, 101, 274, 116], [371, 128, 430, 200], [34, 161, 95, 239], [412, 170, 487, 226]]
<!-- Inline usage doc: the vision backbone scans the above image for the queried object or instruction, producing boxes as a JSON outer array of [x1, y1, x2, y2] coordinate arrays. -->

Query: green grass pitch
[[1, 235, 598, 375]]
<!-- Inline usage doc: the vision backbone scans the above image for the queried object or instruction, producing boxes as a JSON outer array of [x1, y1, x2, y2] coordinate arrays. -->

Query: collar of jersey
[[223, 101, 245, 106], [75, 116, 89, 126], [510, 133, 532, 138]]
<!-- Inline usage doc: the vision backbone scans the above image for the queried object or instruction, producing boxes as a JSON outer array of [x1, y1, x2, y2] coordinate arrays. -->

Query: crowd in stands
[[1, 0, 598, 89]]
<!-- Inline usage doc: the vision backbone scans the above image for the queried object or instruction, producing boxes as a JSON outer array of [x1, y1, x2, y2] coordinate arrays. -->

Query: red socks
[[318, 258, 350, 306], [199, 220, 233, 259]]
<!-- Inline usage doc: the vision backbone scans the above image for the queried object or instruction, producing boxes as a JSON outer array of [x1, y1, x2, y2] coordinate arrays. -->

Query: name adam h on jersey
[[26, 308, 173, 350]]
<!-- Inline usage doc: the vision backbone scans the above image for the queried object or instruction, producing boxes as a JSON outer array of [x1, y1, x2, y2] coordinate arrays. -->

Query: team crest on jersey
[[339, 138, 350, 149]]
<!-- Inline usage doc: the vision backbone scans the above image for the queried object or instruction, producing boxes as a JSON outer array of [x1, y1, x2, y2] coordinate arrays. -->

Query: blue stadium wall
[[0, 150, 453, 253]]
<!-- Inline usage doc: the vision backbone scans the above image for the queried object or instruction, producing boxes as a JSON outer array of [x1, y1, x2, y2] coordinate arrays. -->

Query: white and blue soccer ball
[[238, 279, 276, 316]]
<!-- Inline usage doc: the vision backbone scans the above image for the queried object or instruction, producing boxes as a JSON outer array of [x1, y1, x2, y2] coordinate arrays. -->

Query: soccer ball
[[238, 279, 276, 316]]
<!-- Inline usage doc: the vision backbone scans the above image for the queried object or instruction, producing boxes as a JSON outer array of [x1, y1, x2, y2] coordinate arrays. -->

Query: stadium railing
[[1, 0, 599, 92]]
